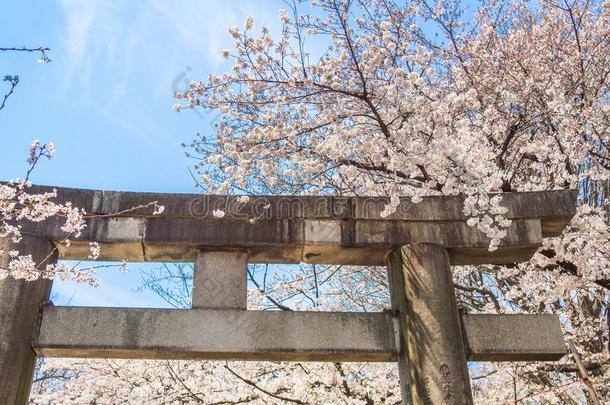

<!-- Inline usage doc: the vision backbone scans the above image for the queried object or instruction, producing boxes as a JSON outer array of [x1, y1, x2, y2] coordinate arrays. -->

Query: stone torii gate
[[0, 185, 577, 404]]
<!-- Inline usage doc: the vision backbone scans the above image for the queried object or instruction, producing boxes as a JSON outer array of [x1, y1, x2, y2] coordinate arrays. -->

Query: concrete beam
[[34, 307, 566, 363], [15, 185, 576, 265], [35, 307, 397, 362], [24, 185, 577, 227], [461, 314, 567, 361], [26, 217, 542, 265]]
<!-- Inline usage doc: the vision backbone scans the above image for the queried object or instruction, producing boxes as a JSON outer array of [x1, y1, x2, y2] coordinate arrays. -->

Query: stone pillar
[[0, 235, 56, 405], [192, 251, 248, 309], [389, 243, 473, 405]]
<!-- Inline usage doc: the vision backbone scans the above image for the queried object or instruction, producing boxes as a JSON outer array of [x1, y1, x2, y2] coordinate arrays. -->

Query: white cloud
[[58, 1, 282, 90], [59, 0, 122, 89], [59, 0, 96, 66]]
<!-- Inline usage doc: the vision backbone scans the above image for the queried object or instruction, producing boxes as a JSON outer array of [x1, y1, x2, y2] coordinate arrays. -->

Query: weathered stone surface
[[24, 216, 545, 265], [34, 307, 565, 363], [462, 314, 567, 361], [193, 251, 248, 309], [389, 244, 473, 405], [0, 236, 56, 405], [15, 185, 576, 265], [354, 218, 541, 247], [25, 184, 577, 224], [35, 307, 397, 362]]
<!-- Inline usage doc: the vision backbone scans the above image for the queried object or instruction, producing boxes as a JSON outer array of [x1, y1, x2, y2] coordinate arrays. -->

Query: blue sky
[[1, 1, 285, 307]]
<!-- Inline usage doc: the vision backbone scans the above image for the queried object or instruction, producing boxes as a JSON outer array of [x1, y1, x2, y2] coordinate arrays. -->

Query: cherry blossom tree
[[30, 0, 610, 403]]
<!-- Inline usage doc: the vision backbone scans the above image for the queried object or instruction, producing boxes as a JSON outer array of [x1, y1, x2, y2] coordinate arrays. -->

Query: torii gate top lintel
[[22, 184, 577, 266]]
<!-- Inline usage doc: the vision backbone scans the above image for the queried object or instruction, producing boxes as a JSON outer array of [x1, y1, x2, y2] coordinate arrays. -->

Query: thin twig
[[0, 46, 50, 53], [0, 75, 18, 111], [224, 364, 306, 404], [568, 341, 602, 405]]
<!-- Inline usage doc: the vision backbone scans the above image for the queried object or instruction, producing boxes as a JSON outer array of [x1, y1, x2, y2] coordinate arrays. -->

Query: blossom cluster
[[0, 141, 99, 283], [2, 141, 164, 285]]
